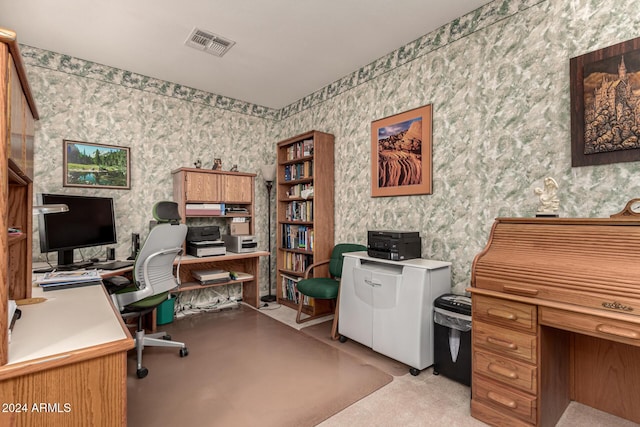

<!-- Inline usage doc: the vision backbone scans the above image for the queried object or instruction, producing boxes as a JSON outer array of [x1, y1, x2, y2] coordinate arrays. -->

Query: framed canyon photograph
[[371, 104, 432, 197], [63, 140, 131, 189], [570, 37, 640, 167]]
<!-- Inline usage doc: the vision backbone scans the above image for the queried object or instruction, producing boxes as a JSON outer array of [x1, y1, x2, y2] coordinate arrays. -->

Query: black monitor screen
[[38, 193, 117, 267]]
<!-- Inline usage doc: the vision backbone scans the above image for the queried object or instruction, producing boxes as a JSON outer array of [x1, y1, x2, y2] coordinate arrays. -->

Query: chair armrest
[[103, 275, 131, 294], [304, 259, 330, 279]]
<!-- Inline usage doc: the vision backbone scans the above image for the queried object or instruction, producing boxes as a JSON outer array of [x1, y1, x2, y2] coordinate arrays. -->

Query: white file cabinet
[[338, 251, 451, 375]]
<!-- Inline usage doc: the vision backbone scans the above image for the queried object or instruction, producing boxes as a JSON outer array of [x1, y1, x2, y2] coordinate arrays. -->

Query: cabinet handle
[[487, 308, 518, 321], [595, 324, 640, 340], [503, 285, 538, 296], [487, 391, 517, 409], [487, 363, 518, 379], [486, 336, 517, 350]]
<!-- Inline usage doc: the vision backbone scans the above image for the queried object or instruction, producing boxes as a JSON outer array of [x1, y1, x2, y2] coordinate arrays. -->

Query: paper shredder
[[433, 294, 472, 386]]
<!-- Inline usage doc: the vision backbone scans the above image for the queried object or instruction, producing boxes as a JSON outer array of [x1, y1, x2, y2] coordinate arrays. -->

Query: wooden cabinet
[[172, 168, 268, 307], [275, 131, 334, 316], [1, 28, 39, 366], [172, 168, 255, 233]]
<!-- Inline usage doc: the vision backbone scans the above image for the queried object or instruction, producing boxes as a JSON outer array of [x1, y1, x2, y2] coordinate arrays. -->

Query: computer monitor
[[37, 193, 117, 269]]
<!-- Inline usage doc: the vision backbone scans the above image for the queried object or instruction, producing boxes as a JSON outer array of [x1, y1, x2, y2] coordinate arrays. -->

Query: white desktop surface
[[8, 284, 129, 365]]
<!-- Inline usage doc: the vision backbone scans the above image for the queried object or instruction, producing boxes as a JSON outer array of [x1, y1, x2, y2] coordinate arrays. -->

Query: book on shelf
[[185, 203, 225, 215]]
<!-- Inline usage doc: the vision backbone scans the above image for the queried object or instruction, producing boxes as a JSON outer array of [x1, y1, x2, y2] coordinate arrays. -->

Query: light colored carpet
[[301, 320, 410, 377], [127, 305, 392, 427]]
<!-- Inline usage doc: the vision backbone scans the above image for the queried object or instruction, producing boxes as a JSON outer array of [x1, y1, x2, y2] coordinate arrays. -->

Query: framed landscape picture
[[570, 36, 640, 167], [63, 140, 131, 189], [371, 104, 432, 197]]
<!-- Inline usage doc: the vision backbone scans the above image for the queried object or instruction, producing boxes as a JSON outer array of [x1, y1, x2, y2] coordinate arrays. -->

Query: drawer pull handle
[[488, 363, 518, 379], [487, 391, 517, 409], [487, 308, 517, 321], [486, 336, 517, 350], [503, 285, 539, 296], [596, 324, 640, 340]]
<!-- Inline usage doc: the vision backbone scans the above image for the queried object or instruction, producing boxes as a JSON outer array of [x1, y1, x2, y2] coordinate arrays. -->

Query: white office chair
[[110, 201, 189, 379]]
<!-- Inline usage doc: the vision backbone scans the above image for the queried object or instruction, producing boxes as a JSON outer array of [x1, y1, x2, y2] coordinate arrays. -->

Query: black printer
[[367, 230, 421, 261]]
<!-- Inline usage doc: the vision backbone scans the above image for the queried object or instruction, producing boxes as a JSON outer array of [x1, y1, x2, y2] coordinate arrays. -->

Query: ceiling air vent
[[185, 27, 235, 57]]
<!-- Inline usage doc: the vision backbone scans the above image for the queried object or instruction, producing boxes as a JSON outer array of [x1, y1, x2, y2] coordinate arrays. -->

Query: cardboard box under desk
[[229, 222, 250, 235]]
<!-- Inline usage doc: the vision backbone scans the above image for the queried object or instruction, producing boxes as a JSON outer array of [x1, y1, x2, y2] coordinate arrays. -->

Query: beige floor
[[258, 303, 639, 427]]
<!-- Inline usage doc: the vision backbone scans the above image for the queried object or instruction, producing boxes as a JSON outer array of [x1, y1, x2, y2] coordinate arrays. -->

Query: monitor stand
[[55, 249, 93, 271]]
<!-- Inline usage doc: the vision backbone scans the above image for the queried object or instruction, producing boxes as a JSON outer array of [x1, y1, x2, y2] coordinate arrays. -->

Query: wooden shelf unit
[[1, 28, 38, 366], [172, 168, 268, 307], [275, 130, 334, 316]]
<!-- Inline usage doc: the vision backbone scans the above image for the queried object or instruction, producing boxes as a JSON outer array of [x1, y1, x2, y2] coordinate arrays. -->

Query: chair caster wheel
[[338, 335, 348, 343], [409, 368, 420, 376], [180, 347, 189, 357], [137, 367, 148, 378], [163, 335, 172, 340]]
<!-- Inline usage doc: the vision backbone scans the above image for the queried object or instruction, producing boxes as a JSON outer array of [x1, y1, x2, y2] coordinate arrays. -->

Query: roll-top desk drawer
[[540, 306, 640, 347], [473, 375, 537, 424], [473, 349, 537, 394], [474, 295, 536, 332]]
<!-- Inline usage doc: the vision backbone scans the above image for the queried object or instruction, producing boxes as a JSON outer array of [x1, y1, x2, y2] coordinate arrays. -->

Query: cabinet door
[[9, 56, 28, 175], [338, 258, 374, 346], [224, 175, 253, 203], [184, 172, 223, 202]]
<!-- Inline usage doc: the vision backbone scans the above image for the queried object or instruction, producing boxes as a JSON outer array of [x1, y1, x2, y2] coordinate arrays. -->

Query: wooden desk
[[0, 284, 133, 426], [469, 217, 640, 426], [99, 252, 270, 308]]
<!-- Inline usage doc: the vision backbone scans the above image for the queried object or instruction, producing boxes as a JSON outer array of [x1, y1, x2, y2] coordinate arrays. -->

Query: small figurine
[[212, 158, 222, 170], [230, 164, 238, 172], [534, 177, 560, 215], [194, 159, 202, 168]]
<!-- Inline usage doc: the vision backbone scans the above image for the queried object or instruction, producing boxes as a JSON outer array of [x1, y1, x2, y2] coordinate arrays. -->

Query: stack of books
[[35, 270, 102, 291], [185, 203, 225, 216], [192, 269, 231, 285]]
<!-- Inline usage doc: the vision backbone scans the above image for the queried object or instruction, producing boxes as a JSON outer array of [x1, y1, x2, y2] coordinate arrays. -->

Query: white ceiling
[[1, 0, 491, 109]]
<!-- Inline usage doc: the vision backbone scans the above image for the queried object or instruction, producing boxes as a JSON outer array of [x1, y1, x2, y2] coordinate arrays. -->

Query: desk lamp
[[32, 204, 69, 214], [260, 164, 277, 303]]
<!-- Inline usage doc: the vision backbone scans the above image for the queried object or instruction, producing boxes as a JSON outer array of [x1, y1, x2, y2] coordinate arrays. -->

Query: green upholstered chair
[[111, 201, 189, 378], [295, 243, 366, 339]]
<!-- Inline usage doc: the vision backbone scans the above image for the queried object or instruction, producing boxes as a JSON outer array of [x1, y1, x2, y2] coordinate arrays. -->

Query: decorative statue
[[534, 177, 560, 215], [230, 164, 238, 172], [212, 158, 222, 170], [194, 159, 202, 168]]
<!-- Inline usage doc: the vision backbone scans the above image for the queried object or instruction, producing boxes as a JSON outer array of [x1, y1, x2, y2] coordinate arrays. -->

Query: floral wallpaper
[[23, 0, 640, 298]]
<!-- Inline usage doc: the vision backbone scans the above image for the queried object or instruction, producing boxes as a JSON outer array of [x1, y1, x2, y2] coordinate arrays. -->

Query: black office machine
[[367, 230, 421, 261], [186, 225, 226, 257]]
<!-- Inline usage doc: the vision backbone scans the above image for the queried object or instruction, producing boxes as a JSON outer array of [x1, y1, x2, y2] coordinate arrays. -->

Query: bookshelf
[[276, 131, 334, 316]]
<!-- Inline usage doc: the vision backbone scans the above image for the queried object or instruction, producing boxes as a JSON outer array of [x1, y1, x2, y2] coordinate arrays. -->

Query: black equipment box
[[187, 225, 220, 243], [367, 230, 421, 261], [433, 294, 472, 386]]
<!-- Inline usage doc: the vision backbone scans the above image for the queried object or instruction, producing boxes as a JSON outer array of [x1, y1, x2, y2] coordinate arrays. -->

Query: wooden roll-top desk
[[469, 201, 640, 426]]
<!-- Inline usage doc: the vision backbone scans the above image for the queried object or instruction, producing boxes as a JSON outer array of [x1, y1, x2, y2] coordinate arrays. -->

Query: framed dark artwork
[[371, 104, 432, 197], [570, 37, 640, 167], [63, 140, 131, 189]]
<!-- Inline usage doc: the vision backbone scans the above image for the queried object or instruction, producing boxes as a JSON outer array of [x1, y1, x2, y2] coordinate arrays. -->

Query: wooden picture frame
[[570, 37, 640, 167], [63, 140, 131, 189], [371, 104, 432, 197]]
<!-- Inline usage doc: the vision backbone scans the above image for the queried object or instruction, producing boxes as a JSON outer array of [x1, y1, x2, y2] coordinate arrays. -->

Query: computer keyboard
[[94, 260, 134, 270]]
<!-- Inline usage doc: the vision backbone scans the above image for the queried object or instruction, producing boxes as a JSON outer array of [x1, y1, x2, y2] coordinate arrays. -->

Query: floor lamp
[[260, 164, 277, 303]]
